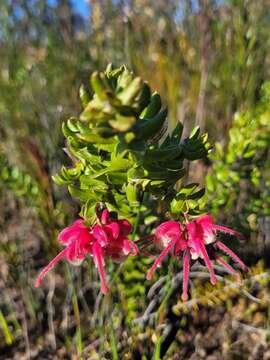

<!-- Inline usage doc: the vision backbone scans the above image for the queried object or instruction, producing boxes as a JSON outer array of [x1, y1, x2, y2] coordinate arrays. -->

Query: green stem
[[131, 192, 144, 240], [132, 209, 141, 240], [65, 265, 83, 358], [109, 318, 119, 360]]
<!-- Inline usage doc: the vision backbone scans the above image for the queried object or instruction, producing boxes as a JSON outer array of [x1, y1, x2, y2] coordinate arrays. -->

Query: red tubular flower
[[35, 209, 138, 294], [35, 220, 93, 288], [147, 214, 248, 301], [146, 221, 186, 281]]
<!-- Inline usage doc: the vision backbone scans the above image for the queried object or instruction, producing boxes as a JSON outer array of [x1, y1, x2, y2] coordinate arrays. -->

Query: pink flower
[[147, 214, 248, 301], [35, 209, 138, 294]]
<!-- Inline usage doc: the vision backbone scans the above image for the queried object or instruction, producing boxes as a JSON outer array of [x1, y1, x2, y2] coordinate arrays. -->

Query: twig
[[147, 276, 167, 299], [19, 290, 31, 360], [232, 319, 270, 336], [47, 274, 56, 350], [136, 270, 269, 325], [91, 290, 103, 327]]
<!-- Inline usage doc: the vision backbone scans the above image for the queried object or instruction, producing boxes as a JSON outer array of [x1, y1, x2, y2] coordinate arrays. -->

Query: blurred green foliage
[[207, 82, 270, 236], [0, 153, 39, 199]]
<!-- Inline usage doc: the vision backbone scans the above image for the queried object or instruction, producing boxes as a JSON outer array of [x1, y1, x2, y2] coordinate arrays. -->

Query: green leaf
[[52, 174, 72, 185], [90, 71, 110, 101], [109, 114, 136, 132], [67, 117, 79, 132], [189, 126, 200, 139], [118, 77, 142, 105], [137, 82, 151, 112], [126, 183, 140, 207], [145, 144, 183, 161], [68, 185, 98, 202], [140, 92, 161, 118], [79, 84, 91, 108], [170, 198, 186, 213], [171, 122, 184, 144], [135, 108, 167, 140], [187, 188, 205, 200]]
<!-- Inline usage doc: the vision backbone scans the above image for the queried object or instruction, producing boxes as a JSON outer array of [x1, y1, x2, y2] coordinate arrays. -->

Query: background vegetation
[[0, 0, 270, 359]]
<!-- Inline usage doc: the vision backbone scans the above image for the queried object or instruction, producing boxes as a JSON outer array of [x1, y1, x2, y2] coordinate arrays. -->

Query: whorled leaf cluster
[[53, 64, 211, 223]]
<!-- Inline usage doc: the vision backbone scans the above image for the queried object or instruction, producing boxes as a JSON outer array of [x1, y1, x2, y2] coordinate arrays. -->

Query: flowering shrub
[[36, 65, 248, 299]]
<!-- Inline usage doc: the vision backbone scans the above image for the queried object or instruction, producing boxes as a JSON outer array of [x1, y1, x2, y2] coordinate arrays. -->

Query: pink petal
[[186, 222, 201, 254], [77, 232, 94, 254], [104, 222, 120, 241], [213, 224, 244, 240], [216, 241, 248, 272], [92, 242, 109, 294], [100, 209, 110, 225], [174, 233, 187, 254], [123, 240, 139, 256], [187, 221, 217, 284], [118, 219, 132, 236], [146, 238, 176, 280], [66, 241, 77, 261], [182, 250, 190, 301], [66, 241, 86, 263], [196, 215, 215, 244], [105, 238, 139, 262], [93, 224, 109, 247], [155, 221, 182, 249], [196, 214, 214, 227], [35, 247, 68, 287], [156, 221, 181, 240], [58, 220, 84, 245]]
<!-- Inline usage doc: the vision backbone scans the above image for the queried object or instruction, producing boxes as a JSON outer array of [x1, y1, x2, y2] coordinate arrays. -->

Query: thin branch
[[47, 275, 56, 350]]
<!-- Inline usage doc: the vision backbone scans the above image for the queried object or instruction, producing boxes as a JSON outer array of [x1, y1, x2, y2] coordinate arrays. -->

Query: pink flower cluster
[[147, 215, 248, 300], [35, 209, 138, 294], [36, 209, 247, 299]]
